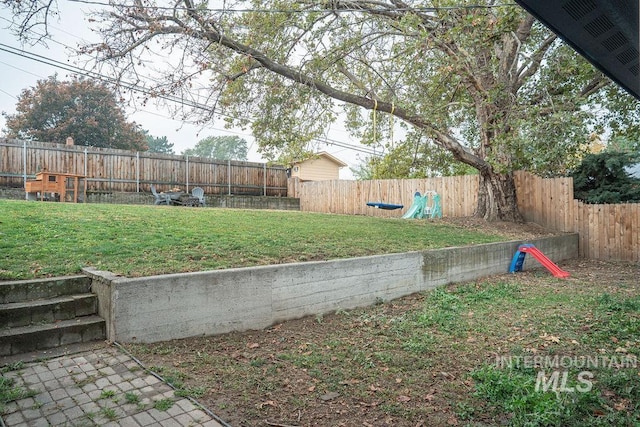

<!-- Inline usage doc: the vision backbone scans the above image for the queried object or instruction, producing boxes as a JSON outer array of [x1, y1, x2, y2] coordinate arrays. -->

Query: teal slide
[[402, 192, 428, 219], [402, 191, 442, 219]]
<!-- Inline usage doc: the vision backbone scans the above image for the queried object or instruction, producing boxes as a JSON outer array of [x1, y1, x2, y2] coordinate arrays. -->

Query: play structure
[[509, 244, 570, 278], [402, 191, 442, 219], [366, 190, 442, 218]]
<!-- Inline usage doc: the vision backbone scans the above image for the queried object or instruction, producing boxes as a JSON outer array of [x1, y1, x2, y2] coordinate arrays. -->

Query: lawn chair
[[151, 184, 170, 205], [191, 187, 205, 207]]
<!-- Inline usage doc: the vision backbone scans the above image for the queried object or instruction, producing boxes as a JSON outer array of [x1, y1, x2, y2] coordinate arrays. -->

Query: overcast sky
[[0, 2, 378, 178]]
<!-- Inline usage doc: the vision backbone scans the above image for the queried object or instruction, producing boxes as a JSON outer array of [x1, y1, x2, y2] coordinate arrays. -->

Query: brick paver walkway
[[0, 345, 227, 426]]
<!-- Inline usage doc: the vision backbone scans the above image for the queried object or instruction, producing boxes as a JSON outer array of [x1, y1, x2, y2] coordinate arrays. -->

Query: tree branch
[[515, 33, 557, 90]]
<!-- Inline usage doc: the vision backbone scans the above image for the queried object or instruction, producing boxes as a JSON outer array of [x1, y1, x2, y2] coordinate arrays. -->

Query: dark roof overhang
[[514, 0, 639, 100]]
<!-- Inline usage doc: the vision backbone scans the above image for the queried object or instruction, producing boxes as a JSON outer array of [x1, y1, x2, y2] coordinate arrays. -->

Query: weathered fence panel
[[0, 139, 288, 196], [514, 171, 639, 262], [291, 171, 639, 262], [289, 176, 480, 218]]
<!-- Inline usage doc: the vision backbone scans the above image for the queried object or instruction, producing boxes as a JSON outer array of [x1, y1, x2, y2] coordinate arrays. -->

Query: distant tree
[[182, 135, 248, 160], [606, 136, 640, 154], [350, 157, 376, 181], [571, 151, 640, 204], [3, 75, 146, 150], [144, 131, 174, 154]]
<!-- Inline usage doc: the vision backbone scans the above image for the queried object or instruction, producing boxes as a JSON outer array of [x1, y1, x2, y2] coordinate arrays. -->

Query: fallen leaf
[[397, 395, 411, 402], [308, 385, 316, 392], [258, 400, 277, 409], [247, 343, 260, 349], [614, 400, 628, 411], [541, 334, 560, 343], [320, 392, 340, 401]]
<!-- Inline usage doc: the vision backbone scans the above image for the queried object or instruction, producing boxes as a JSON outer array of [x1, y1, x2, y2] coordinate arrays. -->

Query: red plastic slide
[[518, 245, 570, 278]]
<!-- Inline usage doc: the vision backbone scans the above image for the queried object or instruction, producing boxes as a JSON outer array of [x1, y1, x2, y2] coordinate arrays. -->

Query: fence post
[[228, 159, 231, 195], [136, 152, 140, 193], [23, 140, 27, 200], [84, 148, 88, 179], [263, 163, 267, 196], [186, 155, 190, 192]]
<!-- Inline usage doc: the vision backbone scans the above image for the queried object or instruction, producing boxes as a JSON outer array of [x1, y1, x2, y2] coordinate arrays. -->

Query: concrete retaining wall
[[84, 234, 578, 344]]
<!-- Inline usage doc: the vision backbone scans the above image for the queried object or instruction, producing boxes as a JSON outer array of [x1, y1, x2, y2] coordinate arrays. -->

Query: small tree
[[182, 135, 248, 160], [571, 151, 640, 204], [144, 131, 175, 154], [3, 75, 146, 150]]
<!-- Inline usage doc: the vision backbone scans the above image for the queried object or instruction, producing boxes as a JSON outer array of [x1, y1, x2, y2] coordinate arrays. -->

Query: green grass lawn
[[0, 200, 505, 280]]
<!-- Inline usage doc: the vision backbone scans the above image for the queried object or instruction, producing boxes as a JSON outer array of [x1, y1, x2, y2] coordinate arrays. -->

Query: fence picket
[[0, 139, 288, 196]]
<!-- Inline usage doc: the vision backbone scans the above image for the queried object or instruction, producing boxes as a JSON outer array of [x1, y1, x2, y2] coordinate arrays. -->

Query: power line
[[0, 59, 43, 78], [0, 43, 383, 157], [0, 87, 18, 100], [67, 0, 517, 14]]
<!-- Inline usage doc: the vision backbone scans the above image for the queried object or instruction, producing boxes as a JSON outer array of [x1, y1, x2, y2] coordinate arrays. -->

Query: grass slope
[[1, 200, 505, 280]]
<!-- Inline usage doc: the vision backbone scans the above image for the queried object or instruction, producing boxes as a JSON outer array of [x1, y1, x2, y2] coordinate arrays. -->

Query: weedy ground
[[125, 259, 639, 427]]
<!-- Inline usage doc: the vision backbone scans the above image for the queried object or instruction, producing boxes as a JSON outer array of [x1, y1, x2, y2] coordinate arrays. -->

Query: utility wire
[[67, 0, 518, 14], [0, 42, 383, 157]]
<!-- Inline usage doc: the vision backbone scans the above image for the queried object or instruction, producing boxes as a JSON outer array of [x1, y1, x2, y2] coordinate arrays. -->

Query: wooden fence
[[0, 139, 288, 196], [514, 171, 639, 262], [289, 172, 639, 262], [287, 175, 478, 218]]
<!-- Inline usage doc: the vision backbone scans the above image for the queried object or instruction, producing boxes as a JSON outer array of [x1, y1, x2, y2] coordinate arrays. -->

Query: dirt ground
[[435, 216, 558, 239], [124, 218, 638, 427]]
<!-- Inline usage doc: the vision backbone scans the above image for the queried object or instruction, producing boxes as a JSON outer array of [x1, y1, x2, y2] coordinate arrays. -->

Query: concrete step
[[0, 275, 92, 303], [0, 294, 98, 328], [0, 315, 106, 356]]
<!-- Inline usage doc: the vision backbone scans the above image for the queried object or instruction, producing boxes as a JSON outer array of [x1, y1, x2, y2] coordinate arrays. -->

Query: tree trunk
[[475, 170, 524, 222]]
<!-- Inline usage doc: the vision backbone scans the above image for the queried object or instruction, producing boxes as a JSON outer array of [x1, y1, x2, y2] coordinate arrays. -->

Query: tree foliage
[[3, 75, 146, 150], [182, 135, 248, 160], [5, 0, 640, 220], [144, 131, 175, 154], [571, 151, 640, 204]]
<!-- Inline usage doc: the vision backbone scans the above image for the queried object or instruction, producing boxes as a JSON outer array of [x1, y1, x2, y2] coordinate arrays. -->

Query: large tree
[[182, 135, 249, 160], [3, 75, 147, 150], [5, 0, 639, 220]]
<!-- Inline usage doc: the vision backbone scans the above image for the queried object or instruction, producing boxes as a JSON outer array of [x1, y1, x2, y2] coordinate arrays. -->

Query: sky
[[0, 2, 378, 179]]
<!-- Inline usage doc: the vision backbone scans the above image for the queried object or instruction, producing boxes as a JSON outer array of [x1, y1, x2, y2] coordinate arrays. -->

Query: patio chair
[[151, 184, 170, 205], [191, 187, 205, 207]]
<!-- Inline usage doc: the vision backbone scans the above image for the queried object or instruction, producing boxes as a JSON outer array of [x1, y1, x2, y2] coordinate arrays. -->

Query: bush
[[571, 151, 640, 203]]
